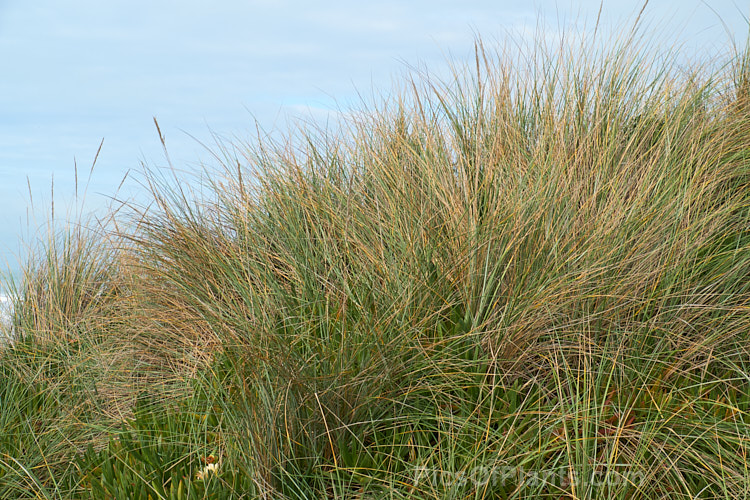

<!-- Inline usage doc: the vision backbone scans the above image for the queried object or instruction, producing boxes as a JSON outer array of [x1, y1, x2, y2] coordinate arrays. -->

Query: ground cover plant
[[1, 17, 749, 499]]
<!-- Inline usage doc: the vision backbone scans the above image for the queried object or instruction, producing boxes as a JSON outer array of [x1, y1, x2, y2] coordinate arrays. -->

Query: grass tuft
[[1, 20, 749, 499]]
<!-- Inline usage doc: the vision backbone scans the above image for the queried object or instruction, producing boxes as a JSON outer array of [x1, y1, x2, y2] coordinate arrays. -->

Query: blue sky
[[0, 1, 748, 282]]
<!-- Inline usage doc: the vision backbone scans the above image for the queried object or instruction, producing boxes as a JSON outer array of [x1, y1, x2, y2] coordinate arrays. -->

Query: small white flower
[[196, 462, 219, 480]]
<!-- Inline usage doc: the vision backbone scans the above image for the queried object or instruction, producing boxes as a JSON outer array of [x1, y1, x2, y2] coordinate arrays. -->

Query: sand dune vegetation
[[1, 20, 750, 499]]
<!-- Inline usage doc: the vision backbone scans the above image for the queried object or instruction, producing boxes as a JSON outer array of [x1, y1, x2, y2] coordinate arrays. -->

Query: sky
[[0, 0, 748, 285]]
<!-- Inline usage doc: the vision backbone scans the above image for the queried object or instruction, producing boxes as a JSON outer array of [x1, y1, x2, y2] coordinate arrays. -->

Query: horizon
[[1, 0, 749, 290]]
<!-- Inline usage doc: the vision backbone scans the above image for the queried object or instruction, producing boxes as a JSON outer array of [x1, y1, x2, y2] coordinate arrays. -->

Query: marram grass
[[1, 23, 750, 499]]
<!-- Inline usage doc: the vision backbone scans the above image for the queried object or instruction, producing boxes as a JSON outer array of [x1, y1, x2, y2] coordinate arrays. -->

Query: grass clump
[[1, 19, 750, 499]]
